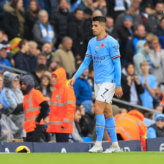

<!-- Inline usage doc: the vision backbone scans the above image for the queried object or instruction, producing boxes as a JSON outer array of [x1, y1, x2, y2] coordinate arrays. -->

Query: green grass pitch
[[0, 152, 164, 164]]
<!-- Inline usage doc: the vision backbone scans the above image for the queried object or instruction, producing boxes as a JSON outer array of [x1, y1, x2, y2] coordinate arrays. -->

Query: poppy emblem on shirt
[[101, 43, 104, 48]]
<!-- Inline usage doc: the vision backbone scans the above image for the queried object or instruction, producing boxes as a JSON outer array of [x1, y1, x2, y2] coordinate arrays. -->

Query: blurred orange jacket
[[108, 110, 147, 151], [23, 89, 46, 133], [47, 67, 76, 134]]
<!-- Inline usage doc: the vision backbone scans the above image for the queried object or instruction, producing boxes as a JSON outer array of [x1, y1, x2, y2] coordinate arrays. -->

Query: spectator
[[111, 110, 147, 151], [41, 43, 54, 67], [47, 67, 76, 142], [13, 39, 31, 72], [72, 106, 83, 142], [32, 10, 56, 47], [147, 114, 164, 138], [138, 61, 157, 109], [51, 0, 70, 47], [20, 74, 49, 142], [73, 68, 92, 104], [3, 0, 25, 40], [48, 61, 60, 73], [39, 72, 51, 97], [53, 37, 76, 78], [92, 9, 103, 17], [1, 72, 24, 139], [106, 0, 128, 20], [68, 8, 85, 58], [78, 0, 95, 11], [115, 3, 143, 29], [0, 0, 12, 29], [106, 16, 114, 35], [112, 15, 134, 65], [119, 63, 144, 109], [25, 0, 40, 40], [148, 35, 164, 84], [154, 16, 164, 48], [145, 1, 164, 33], [37, 52, 47, 66], [0, 44, 11, 73], [93, 0, 107, 16], [28, 41, 40, 72], [133, 40, 149, 74], [31, 64, 47, 90], [126, 24, 146, 63]]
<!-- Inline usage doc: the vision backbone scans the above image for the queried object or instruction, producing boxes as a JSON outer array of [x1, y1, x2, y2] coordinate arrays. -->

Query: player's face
[[92, 21, 105, 36]]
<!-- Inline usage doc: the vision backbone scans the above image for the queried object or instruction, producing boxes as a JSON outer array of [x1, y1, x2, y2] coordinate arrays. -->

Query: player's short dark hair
[[92, 16, 106, 23]]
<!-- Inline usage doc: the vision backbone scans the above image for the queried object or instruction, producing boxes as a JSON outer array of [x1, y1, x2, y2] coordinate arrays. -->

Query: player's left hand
[[115, 87, 123, 98]]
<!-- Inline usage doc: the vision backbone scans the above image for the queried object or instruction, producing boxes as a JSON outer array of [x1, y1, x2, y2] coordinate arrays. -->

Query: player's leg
[[89, 84, 106, 153], [104, 103, 120, 153]]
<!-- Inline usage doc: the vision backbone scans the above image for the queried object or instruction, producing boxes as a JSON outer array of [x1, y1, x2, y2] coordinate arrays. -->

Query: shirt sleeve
[[110, 39, 120, 59], [86, 41, 92, 57], [151, 76, 157, 89]]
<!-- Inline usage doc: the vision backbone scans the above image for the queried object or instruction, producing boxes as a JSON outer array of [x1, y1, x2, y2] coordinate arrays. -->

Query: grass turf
[[0, 152, 164, 164]]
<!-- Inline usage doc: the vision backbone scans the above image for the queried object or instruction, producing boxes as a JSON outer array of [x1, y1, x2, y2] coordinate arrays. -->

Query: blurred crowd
[[0, 0, 164, 148]]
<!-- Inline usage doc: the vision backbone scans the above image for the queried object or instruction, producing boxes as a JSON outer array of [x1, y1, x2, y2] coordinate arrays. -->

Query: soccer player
[[69, 16, 123, 153]]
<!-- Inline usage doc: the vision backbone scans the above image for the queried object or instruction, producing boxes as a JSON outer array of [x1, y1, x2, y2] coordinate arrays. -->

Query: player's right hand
[[69, 77, 76, 88], [115, 87, 123, 98]]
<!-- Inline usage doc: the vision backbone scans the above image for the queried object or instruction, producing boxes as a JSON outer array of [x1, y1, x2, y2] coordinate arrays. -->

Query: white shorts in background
[[94, 82, 115, 103]]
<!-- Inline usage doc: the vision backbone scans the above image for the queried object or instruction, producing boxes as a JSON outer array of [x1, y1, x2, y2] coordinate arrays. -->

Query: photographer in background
[[116, 63, 144, 110]]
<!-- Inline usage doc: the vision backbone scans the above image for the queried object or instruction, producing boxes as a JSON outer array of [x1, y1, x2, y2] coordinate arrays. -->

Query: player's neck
[[96, 31, 107, 41]]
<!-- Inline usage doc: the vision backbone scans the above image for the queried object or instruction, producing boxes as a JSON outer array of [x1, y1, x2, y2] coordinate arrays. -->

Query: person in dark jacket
[[112, 15, 134, 66], [3, 0, 25, 40], [14, 39, 31, 72], [116, 63, 144, 110], [154, 16, 164, 49], [68, 8, 85, 58], [145, 1, 164, 33], [51, 0, 70, 48], [147, 114, 164, 138], [24, 0, 40, 40]]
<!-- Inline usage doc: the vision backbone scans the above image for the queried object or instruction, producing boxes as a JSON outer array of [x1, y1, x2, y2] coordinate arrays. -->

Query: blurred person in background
[[106, 16, 114, 35], [47, 67, 76, 142], [28, 41, 40, 72], [53, 37, 76, 78], [14, 39, 31, 72], [154, 16, 164, 49], [133, 40, 149, 74], [147, 114, 164, 138], [37, 52, 47, 66], [21, 74, 49, 142], [119, 63, 144, 109], [126, 24, 146, 63], [0, 44, 11, 73], [109, 110, 147, 151], [138, 61, 157, 112], [41, 43, 54, 67], [72, 106, 83, 142], [1, 72, 24, 139], [39, 72, 51, 97], [25, 0, 40, 40], [51, 0, 70, 48], [73, 68, 92, 105], [148, 35, 164, 84], [68, 8, 85, 58], [32, 10, 56, 47], [31, 64, 47, 90], [3, 0, 25, 40], [145, 1, 164, 33]]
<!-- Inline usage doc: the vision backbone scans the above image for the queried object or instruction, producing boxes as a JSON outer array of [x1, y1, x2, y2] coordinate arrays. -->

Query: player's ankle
[[95, 141, 102, 146], [112, 142, 119, 148]]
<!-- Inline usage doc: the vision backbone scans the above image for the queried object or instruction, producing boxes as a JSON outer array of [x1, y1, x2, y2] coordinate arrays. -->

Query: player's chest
[[91, 42, 109, 56]]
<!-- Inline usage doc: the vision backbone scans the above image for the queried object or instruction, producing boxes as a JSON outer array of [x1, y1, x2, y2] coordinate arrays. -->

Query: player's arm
[[69, 55, 92, 87]]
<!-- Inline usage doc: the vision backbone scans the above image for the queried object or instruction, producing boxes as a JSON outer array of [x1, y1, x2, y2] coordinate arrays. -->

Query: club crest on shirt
[[95, 46, 99, 50], [101, 43, 104, 48]]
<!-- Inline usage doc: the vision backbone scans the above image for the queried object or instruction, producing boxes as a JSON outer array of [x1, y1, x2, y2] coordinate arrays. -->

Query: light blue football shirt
[[138, 74, 157, 109], [86, 35, 120, 84]]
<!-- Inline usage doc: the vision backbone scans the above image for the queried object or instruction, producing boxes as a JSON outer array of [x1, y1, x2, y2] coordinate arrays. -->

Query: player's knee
[[104, 111, 113, 119]]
